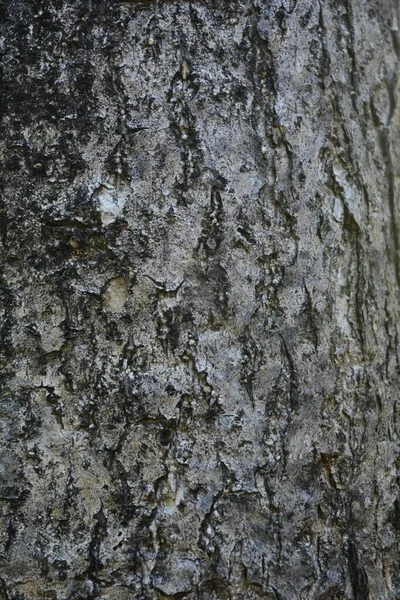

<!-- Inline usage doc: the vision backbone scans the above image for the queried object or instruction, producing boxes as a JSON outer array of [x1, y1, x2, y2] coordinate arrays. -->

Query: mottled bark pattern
[[0, 0, 399, 598]]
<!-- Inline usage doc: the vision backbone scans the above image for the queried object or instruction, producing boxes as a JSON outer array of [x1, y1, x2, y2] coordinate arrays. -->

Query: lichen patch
[[102, 277, 128, 313]]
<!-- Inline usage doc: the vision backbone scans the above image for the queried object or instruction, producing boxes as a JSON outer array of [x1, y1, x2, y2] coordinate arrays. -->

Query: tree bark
[[0, 1, 399, 598]]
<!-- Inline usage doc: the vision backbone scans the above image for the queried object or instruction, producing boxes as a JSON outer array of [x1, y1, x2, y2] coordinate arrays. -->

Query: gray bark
[[0, 0, 399, 598]]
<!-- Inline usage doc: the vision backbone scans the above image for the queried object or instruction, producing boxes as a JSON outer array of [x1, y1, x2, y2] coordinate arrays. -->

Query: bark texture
[[1, 0, 400, 598]]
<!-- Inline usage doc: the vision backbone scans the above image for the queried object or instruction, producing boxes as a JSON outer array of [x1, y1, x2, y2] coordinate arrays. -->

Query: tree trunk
[[1, 0, 399, 598]]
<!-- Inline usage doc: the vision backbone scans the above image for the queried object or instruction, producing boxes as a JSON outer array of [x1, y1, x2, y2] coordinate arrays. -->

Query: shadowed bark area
[[0, 0, 399, 598]]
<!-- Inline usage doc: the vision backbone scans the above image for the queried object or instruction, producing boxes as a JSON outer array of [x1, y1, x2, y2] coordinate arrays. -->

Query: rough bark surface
[[0, 0, 400, 598]]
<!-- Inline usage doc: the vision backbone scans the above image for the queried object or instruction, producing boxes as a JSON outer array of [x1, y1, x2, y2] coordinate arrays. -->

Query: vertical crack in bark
[[346, 540, 370, 600]]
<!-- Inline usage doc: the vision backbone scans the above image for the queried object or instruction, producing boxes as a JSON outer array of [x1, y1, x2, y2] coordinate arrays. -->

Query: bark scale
[[0, 0, 399, 598]]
